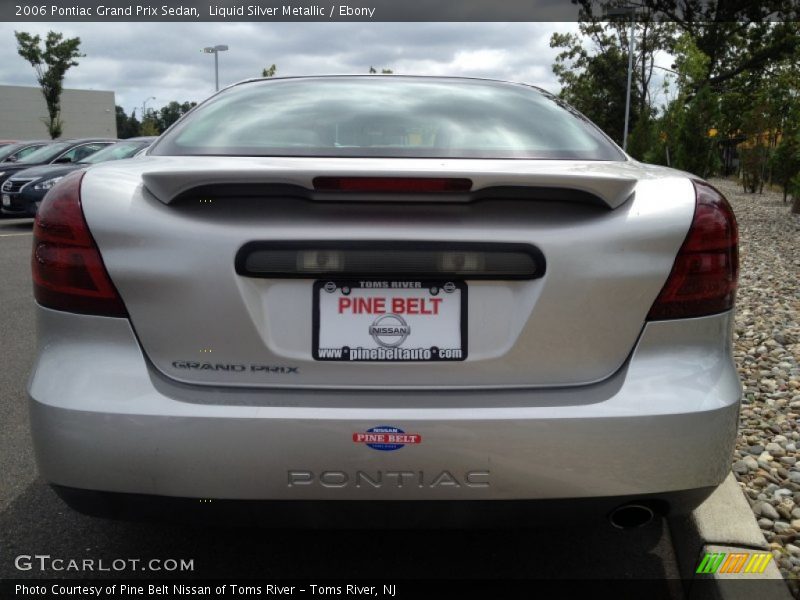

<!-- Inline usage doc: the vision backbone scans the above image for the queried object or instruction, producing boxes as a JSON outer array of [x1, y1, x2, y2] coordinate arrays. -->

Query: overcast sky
[[0, 21, 678, 121], [0, 22, 587, 116]]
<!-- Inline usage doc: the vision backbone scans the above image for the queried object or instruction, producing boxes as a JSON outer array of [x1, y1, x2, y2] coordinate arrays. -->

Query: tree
[[570, 2, 799, 95], [262, 64, 277, 77], [156, 101, 197, 131], [648, 3, 798, 93], [127, 109, 141, 138], [369, 66, 394, 74], [559, 1, 800, 172], [114, 106, 146, 138], [15, 30, 84, 139], [660, 33, 721, 178], [771, 132, 800, 203], [140, 117, 159, 136], [550, 16, 674, 151], [115, 105, 128, 138], [627, 107, 659, 163]]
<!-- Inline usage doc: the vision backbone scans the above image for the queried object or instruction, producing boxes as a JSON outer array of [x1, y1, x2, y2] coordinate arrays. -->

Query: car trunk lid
[[81, 156, 695, 389]]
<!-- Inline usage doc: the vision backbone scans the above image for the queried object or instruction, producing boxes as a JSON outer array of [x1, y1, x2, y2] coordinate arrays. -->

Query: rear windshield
[[151, 78, 624, 160]]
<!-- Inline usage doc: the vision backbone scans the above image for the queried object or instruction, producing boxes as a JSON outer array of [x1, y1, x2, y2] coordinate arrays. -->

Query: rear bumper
[[51, 485, 716, 526], [29, 307, 741, 505]]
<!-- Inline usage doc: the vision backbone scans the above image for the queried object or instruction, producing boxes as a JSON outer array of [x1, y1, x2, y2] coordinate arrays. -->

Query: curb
[[668, 473, 793, 599]]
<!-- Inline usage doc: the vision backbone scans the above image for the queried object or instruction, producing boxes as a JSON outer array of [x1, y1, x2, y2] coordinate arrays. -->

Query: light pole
[[141, 96, 156, 121], [203, 45, 229, 91], [604, 6, 639, 152]]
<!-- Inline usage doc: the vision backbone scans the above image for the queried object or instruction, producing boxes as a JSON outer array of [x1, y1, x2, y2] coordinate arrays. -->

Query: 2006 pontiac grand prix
[[29, 76, 740, 527]]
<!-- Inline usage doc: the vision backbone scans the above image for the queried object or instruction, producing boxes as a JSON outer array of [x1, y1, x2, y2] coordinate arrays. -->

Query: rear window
[[151, 78, 624, 160]]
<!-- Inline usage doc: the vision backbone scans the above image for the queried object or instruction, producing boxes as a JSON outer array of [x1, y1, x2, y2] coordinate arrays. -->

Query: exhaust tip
[[609, 503, 656, 529]]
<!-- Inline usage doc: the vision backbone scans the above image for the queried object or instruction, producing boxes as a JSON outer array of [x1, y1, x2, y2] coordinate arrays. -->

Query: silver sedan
[[28, 76, 740, 527]]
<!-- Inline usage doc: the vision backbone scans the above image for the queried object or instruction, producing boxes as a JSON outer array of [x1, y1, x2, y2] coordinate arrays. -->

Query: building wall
[[0, 85, 117, 139]]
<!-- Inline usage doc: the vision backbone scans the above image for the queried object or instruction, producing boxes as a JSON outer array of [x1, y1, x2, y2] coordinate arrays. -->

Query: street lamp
[[141, 96, 156, 120], [203, 44, 229, 91], [604, 5, 640, 152]]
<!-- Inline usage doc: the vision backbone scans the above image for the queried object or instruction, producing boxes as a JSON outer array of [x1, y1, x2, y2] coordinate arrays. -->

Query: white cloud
[[0, 22, 579, 117]]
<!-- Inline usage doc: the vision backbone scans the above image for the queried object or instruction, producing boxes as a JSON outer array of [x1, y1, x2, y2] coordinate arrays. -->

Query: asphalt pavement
[[0, 219, 38, 513], [0, 217, 683, 594]]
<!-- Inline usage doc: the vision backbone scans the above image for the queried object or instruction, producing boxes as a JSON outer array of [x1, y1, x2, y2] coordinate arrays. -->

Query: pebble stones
[[716, 178, 800, 591]]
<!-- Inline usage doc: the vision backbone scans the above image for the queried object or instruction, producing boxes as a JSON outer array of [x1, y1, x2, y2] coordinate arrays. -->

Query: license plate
[[1, 195, 9, 207], [313, 280, 467, 361]]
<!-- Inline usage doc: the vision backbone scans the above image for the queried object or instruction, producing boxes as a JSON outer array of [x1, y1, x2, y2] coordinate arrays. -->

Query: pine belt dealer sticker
[[353, 426, 422, 451]]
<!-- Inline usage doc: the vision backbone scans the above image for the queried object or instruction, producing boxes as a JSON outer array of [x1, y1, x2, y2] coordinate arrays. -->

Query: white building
[[0, 85, 116, 139]]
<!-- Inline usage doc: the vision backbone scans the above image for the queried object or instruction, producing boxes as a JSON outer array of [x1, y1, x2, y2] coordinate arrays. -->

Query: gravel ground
[[713, 177, 800, 592]]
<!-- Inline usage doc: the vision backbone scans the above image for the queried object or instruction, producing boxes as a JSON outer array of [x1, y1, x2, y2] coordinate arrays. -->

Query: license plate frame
[[313, 279, 467, 362], [1, 195, 9, 207]]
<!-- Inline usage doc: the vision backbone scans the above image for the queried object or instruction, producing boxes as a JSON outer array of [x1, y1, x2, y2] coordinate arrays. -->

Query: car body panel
[[29, 307, 739, 500], [80, 156, 695, 388], [27, 77, 740, 513]]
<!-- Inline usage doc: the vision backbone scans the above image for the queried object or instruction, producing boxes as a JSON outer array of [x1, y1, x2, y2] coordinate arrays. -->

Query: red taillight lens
[[646, 180, 739, 320], [313, 177, 472, 193], [32, 170, 127, 317]]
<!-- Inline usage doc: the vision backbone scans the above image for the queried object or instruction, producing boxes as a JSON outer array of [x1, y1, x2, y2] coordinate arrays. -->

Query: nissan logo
[[368, 314, 411, 348]]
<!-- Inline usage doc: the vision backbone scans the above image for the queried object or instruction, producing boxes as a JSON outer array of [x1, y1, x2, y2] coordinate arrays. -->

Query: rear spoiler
[[141, 161, 638, 209]]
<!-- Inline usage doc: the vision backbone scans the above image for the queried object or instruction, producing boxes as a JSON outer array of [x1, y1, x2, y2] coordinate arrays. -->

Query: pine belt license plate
[[313, 280, 467, 362]]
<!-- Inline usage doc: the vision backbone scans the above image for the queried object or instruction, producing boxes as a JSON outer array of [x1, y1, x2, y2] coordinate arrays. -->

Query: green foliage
[[116, 100, 197, 139], [627, 111, 658, 162], [262, 64, 277, 77], [368, 66, 393, 74], [156, 101, 197, 132], [571, 1, 799, 94], [550, 15, 675, 147], [771, 132, 800, 202], [121, 109, 142, 138], [672, 33, 709, 91], [740, 146, 767, 192], [115, 101, 198, 138], [115, 106, 141, 138], [791, 175, 800, 214], [658, 36, 722, 177], [559, 2, 800, 195], [15, 30, 83, 139], [140, 117, 159, 137], [552, 34, 630, 144], [115, 105, 138, 138], [673, 86, 721, 178]]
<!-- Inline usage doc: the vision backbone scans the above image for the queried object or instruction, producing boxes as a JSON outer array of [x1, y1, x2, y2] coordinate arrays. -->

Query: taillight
[[646, 180, 738, 320], [32, 170, 127, 317], [313, 177, 472, 193]]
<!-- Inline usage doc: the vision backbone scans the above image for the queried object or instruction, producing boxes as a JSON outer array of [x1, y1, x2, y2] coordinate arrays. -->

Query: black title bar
[[1, 0, 797, 22]]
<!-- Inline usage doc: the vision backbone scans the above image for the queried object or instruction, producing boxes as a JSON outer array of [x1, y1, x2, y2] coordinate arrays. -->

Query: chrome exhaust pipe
[[608, 503, 655, 529]]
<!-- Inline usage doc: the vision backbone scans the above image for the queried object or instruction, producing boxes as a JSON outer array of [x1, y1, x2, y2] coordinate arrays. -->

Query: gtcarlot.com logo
[[14, 554, 194, 572]]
